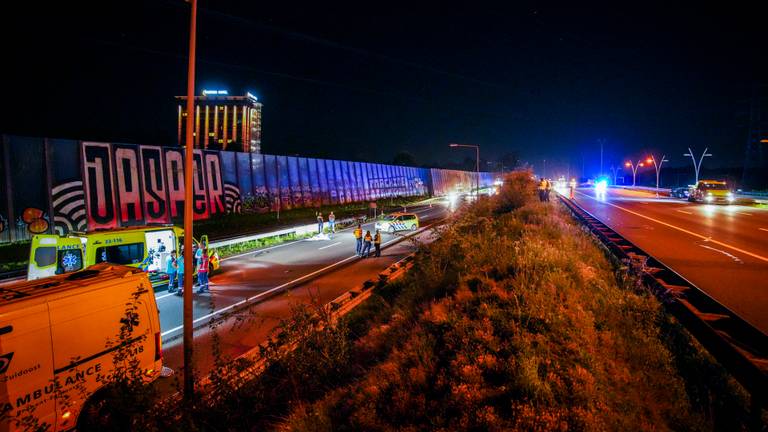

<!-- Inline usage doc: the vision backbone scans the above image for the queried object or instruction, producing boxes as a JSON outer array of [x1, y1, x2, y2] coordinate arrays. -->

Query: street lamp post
[[683, 147, 712, 185], [646, 154, 669, 196], [624, 160, 645, 187], [449, 143, 480, 198], [182, 0, 198, 402]]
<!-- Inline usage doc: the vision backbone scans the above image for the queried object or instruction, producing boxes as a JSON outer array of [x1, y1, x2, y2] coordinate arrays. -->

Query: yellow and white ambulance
[[27, 225, 219, 287]]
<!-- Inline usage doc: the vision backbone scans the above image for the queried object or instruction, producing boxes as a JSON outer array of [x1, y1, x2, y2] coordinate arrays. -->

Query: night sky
[[2, 1, 765, 177]]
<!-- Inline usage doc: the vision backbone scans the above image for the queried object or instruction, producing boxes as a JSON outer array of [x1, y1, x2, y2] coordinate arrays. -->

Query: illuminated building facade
[[176, 90, 263, 153]]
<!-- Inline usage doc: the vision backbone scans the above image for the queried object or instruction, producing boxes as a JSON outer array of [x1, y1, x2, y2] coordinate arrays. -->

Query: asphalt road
[[154, 202, 449, 382], [569, 187, 768, 334]]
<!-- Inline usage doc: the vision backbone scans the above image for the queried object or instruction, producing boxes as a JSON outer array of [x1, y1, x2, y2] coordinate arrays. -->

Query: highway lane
[[156, 226, 440, 385], [154, 202, 448, 340], [570, 187, 768, 334]]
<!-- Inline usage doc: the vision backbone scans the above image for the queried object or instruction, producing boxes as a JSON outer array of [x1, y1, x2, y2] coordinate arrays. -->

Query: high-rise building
[[176, 90, 263, 153]]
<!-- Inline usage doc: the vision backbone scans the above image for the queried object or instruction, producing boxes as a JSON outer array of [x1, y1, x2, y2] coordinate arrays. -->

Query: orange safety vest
[[364, 234, 372, 242], [354, 228, 362, 239], [374, 233, 381, 244]]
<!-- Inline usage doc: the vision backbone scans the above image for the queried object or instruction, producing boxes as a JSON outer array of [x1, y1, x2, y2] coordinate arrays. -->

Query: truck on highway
[[688, 180, 735, 204], [26, 225, 220, 287], [0, 263, 164, 431]]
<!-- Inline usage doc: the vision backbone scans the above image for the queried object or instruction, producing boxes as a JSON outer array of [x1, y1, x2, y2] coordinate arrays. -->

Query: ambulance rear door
[[27, 236, 84, 281]]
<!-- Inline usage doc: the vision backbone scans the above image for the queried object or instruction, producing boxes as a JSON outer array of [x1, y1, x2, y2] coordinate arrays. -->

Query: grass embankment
[[270, 171, 755, 430], [84, 174, 759, 430]]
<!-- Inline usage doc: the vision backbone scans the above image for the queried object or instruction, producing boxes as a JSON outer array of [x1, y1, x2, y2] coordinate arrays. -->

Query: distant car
[[671, 187, 690, 199], [375, 212, 419, 233], [688, 180, 734, 204]]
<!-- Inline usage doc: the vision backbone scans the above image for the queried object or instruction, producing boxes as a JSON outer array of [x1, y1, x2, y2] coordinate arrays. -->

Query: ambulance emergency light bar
[[202, 89, 229, 96]]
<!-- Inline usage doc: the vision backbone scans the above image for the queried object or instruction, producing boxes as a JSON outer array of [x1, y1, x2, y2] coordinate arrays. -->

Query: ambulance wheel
[[410, 224, 417, 231], [77, 392, 119, 431], [388, 226, 396, 234]]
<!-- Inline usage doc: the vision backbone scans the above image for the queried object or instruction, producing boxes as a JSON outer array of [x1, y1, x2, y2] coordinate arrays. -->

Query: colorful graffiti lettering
[[0, 135, 495, 244]]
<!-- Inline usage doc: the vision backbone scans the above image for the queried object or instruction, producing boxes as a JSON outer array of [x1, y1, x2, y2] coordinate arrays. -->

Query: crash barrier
[[0, 134, 496, 244], [209, 215, 365, 249], [162, 215, 442, 343], [198, 253, 417, 394], [559, 195, 768, 413], [157, 235, 424, 410]]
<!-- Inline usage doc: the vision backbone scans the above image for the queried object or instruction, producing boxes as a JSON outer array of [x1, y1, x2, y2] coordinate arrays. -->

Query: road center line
[[318, 241, 342, 250], [576, 191, 768, 263], [676, 209, 693, 215]]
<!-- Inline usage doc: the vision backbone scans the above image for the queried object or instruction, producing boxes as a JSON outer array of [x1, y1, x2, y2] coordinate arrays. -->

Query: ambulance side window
[[96, 243, 145, 265], [34, 247, 57, 267]]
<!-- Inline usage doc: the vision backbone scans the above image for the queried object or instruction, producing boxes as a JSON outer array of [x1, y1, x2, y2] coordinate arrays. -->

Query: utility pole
[[182, 0, 197, 402], [683, 147, 712, 185]]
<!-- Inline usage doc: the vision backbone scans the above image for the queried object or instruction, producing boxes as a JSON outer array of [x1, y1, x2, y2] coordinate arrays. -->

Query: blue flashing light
[[594, 178, 608, 193]]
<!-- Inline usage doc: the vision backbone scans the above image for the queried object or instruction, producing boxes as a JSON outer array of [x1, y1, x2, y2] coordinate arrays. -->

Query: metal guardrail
[[559, 195, 768, 409], [172, 250, 418, 404], [209, 216, 366, 249]]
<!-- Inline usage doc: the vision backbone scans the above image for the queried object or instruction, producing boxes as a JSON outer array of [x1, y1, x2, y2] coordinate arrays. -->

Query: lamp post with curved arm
[[624, 160, 645, 187]]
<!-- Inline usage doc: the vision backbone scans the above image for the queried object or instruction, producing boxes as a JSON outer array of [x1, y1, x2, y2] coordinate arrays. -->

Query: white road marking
[[675, 209, 693, 215], [760, 228, 768, 232], [318, 241, 342, 250], [739, 212, 753, 216], [699, 244, 743, 264], [576, 190, 768, 263], [160, 222, 437, 337]]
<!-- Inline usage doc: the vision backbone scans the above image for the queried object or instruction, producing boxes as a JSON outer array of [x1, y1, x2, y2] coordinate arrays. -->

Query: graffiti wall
[[0, 135, 495, 243]]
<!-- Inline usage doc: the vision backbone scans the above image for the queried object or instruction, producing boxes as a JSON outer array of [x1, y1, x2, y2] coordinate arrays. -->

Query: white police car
[[375, 212, 420, 233]]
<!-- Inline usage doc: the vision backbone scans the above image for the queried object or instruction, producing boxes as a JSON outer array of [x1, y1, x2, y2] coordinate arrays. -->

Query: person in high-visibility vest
[[538, 178, 547, 202], [197, 248, 210, 294], [569, 178, 577, 199], [373, 229, 382, 257], [354, 224, 363, 256], [362, 231, 373, 258]]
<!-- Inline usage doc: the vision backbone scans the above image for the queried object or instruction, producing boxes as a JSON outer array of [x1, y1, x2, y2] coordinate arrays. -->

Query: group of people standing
[[353, 224, 381, 258], [166, 242, 210, 295], [316, 211, 336, 234]]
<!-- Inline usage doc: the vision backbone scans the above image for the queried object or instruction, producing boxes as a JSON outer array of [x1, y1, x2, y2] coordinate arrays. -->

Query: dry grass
[[277, 171, 751, 431]]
